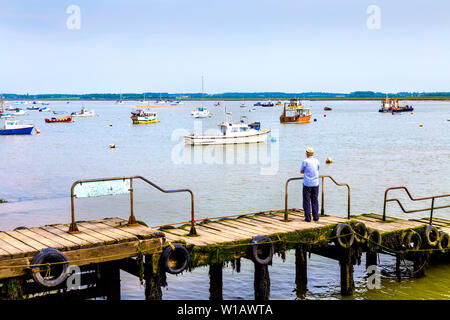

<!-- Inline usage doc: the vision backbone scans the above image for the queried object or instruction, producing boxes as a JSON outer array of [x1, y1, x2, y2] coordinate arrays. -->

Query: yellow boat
[[130, 109, 159, 124], [287, 99, 303, 109]]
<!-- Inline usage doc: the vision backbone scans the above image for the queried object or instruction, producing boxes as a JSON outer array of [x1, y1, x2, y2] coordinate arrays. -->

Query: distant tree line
[[2, 91, 450, 100]]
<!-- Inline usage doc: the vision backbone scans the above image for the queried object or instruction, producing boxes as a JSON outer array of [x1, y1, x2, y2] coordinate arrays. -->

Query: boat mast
[[1, 95, 3, 114], [201, 76, 204, 109]]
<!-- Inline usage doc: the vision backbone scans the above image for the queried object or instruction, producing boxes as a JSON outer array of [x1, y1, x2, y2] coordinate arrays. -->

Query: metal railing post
[[430, 197, 435, 225], [321, 176, 325, 216], [128, 178, 136, 225]]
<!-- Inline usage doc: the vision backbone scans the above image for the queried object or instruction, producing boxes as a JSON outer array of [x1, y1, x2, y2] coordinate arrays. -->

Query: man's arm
[[300, 161, 305, 174]]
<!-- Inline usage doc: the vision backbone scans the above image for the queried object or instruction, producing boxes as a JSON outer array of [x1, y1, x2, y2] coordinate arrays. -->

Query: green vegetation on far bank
[[3, 91, 450, 102]]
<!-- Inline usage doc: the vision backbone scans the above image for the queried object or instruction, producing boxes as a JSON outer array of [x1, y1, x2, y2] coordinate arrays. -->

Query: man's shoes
[[313, 219, 319, 222], [304, 219, 311, 222]]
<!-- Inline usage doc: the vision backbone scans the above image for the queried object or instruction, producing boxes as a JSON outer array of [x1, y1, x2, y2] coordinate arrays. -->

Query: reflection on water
[[0, 100, 449, 299]]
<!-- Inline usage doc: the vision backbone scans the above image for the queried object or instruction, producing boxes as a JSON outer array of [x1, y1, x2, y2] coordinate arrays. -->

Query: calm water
[[0, 100, 449, 299]]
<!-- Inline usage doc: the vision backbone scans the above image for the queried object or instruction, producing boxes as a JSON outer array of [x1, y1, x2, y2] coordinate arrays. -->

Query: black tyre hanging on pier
[[161, 244, 190, 274], [30, 248, 69, 288], [351, 221, 368, 243], [402, 230, 422, 251], [438, 232, 449, 253], [366, 229, 382, 251], [423, 225, 439, 247], [249, 236, 274, 265], [333, 223, 355, 249]]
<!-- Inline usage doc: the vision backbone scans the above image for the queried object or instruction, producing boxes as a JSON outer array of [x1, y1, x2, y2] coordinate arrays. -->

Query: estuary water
[[0, 100, 449, 300]]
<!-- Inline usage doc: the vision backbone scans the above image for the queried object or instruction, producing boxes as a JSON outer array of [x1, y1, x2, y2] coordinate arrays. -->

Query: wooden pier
[[0, 176, 448, 300]]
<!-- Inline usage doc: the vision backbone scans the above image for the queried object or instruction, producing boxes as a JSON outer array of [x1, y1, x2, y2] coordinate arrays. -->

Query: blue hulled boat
[[0, 119, 34, 135]]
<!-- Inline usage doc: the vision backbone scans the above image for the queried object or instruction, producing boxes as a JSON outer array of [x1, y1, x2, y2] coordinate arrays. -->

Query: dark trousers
[[303, 185, 319, 222]]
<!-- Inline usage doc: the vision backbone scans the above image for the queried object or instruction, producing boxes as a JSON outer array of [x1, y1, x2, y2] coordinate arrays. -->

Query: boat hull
[[45, 116, 73, 123], [379, 107, 414, 113], [184, 130, 270, 146], [0, 127, 34, 135], [132, 119, 157, 124], [280, 114, 311, 123]]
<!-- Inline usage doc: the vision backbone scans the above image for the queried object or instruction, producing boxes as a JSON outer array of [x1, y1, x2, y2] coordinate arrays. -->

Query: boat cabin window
[[240, 127, 248, 132], [220, 125, 227, 135], [232, 127, 239, 133]]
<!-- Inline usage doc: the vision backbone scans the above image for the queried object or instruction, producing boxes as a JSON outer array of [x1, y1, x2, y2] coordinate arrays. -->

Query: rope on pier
[[0, 229, 445, 271]]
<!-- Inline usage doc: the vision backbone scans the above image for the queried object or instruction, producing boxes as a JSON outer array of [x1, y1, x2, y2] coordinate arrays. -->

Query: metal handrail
[[284, 175, 351, 221], [382, 186, 450, 224], [69, 176, 196, 235]]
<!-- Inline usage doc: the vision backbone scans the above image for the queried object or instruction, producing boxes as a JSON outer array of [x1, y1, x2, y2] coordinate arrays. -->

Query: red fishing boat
[[45, 116, 73, 123]]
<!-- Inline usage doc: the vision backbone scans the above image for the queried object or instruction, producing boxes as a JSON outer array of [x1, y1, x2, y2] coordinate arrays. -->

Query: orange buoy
[[419, 124, 423, 127], [324, 114, 327, 117], [36, 129, 40, 134], [411, 112, 414, 115]]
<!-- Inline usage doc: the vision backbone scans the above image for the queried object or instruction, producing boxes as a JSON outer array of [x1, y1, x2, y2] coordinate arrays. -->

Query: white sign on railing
[[73, 179, 131, 198]]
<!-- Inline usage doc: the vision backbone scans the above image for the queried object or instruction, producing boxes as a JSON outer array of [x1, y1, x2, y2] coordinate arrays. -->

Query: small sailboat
[[116, 93, 125, 105], [39, 107, 51, 112], [71, 107, 95, 117], [0, 119, 34, 135], [130, 109, 158, 124]]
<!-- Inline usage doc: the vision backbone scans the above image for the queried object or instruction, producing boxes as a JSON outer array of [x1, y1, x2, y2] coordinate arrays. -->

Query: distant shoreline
[[3, 97, 450, 102]]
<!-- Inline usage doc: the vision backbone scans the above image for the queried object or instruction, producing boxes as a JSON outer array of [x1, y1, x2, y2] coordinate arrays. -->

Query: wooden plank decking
[[0, 218, 165, 279], [159, 210, 435, 247]]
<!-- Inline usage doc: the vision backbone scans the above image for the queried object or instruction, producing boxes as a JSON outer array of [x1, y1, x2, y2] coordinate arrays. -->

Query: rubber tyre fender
[[333, 223, 355, 249], [161, 244, 190, 274], [351, 221, 368, 243], [402, 230, 422, 251], [30, 248, 69, 288], [14, 226, 27, 230], [438, 232, 449, 253], [423, 225, 439, 247], [250, 236, 274, 265]]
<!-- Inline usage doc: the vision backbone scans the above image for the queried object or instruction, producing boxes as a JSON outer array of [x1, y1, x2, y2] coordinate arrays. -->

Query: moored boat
[[27, 106, 40, 110], [45, 116, 73, 123], [0, 119, 34, 135], [324, 107, 332, 111], [191, 107, 210, 118], [71, 107, 95, 117], [261, 101, 274, 107], [130, 109, 158, 124], [379, 98, 413, 113], [7, 108, 27, 116], [184, 112, 270, 145], [39, 107, 51, 112], [280, 101, 312, 123]]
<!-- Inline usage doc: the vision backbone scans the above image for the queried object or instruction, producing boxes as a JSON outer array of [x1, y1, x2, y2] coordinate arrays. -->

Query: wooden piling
[[295, 245, 307, 298], [144, 254, 167, 300], [366, 252, 377, 269], [209, 263, 223, 300], [396, 254, 402, 281], [339, 250, 354, 296], [97, 261, 121, 300], [254, 263, 270, 300]]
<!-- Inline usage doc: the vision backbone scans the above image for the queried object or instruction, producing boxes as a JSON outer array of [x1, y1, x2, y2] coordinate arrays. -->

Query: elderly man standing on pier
[[300, 147, 320, 222]]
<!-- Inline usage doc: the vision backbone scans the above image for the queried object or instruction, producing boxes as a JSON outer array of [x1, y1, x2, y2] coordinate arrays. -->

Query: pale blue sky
[[1, 0, 449, 94]]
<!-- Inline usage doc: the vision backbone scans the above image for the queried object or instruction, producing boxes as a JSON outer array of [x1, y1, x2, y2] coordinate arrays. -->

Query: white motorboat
[[191, 107, 210, 118], [7, 108, 27, 116], [39, 107, 51, 112], [184, 112, 270, 145], [71, 107, 95, 117], [249, 107, 257, 112]]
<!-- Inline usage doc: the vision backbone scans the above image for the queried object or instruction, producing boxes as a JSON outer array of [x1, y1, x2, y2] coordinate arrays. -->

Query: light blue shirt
[[301, 157, 320, 187]]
